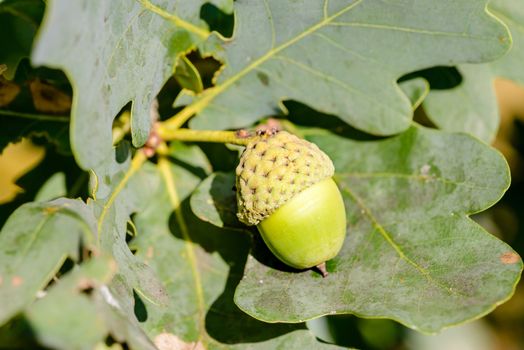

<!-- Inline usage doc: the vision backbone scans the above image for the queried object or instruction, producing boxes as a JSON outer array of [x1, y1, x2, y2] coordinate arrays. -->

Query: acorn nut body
[[235, 131, 346, 273]]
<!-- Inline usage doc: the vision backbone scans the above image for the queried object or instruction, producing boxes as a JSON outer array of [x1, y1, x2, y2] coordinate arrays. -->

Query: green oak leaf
[[25, 256, 116, 350], [23, 254, 157, 350], [422, 64, 498, 143], [174, 56, 204, 93], [0, 148, 86, 229], [190, 172, 243, 229], [0, 198, 95, 326], [92, 285, 158, 350], [0, 65, 74, 154], [35, 172, 67, 202], [23, 253, 157, 350], [490, 0, 524, 84], [31, 0, 232, 170], [187, 0, 509, 135], [419, 0, 524, 143], [89, 143, 168, 315], [193, 126, 521, 333], [125, 144, 342, 349], [399, 78, 430, 110], [0, 0, 44, 79], [84, 142, 213, 348]]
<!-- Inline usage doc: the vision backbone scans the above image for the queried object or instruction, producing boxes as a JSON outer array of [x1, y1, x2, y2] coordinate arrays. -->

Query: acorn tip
[[316, 262, 328, 278]]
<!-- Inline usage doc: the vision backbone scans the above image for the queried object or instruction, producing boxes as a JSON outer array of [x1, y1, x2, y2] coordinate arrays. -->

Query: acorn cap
[[236, 131, 335, 226]]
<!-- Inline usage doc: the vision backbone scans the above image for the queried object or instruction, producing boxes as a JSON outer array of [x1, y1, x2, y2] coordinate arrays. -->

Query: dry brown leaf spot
[[0, 76, 21, 107], [154, 333, 205, 350], [146, 246, 154, 259], [43, 206, 60, 215], [11, 276, 23, 287], [29, 79, 72, 113], [500, 252, 520, 265]]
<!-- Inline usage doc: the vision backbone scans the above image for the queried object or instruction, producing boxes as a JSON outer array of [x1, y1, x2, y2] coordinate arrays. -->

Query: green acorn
[[236, 130, 346, 276]]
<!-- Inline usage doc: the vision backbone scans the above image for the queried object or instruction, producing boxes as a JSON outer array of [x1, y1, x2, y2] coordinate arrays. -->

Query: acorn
[[235, 130, 346, 277]]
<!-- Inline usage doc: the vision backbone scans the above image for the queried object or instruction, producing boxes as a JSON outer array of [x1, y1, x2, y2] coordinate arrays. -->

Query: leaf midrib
[[158, 158, 208, 347], [337, 171, 498, 191], [340, 184, 464, 297], [11, 214, 51, 272], [164, 0, 365, 128], [96, 152, 146, 244]]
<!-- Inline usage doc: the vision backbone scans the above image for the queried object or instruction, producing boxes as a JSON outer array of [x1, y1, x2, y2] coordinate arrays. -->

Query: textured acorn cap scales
[[236, 131, 335, 226]]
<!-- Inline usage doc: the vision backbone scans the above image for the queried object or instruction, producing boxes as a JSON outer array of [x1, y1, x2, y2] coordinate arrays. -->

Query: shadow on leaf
[[133, 290, 148, 323], [284, 100, 385, 141], [207, 172, 243, 229], [0, 315, 47, 349], [168, 199, 304, 344], [398, 66, 463, 90]]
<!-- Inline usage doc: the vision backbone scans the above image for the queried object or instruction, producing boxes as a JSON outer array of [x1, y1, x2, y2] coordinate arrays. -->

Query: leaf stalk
[[158, 126, 254, 146], [137, 0, 210, 39]]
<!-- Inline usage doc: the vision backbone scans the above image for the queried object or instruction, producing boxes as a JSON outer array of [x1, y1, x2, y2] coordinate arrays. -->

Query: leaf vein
[[0, 110, 69, 122], [342, 185, 464, 297], [12, 216, 51, 271], [328, 22, 494, 40], [262, 0, 276, 49], [136, 0, 210, 38], [163, 0, 365, 129], [158, 157, 207, 346], [103, 8, 147, 82], [96, 152, 147, 244], [312, 32, 393, 71], [273, 54, 406, 118], [338, 172, 496, 191]]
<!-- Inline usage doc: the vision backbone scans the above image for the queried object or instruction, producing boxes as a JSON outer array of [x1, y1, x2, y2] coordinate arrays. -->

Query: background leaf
[[19, 254, 157, 350], [174, 56, 204, 93], [0, 0, 44, 79], [0, 57, 74, 153], [489, 0, 524, 84], [31, 0, 232, 170], [415, 0, 524, 142], [0, 198, 95, 325], [25, 256, 116, 350], [0, 0, 72, 154], [34, 172, 67, 202], [398, 78, 430, 110], [422, 64, 498, 142], [0, 111, 70, 154], [187, 0, 509, 136], [220, 126, 523, 333], [93, 284, 158, 350], [0, 146, 87, 228]]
